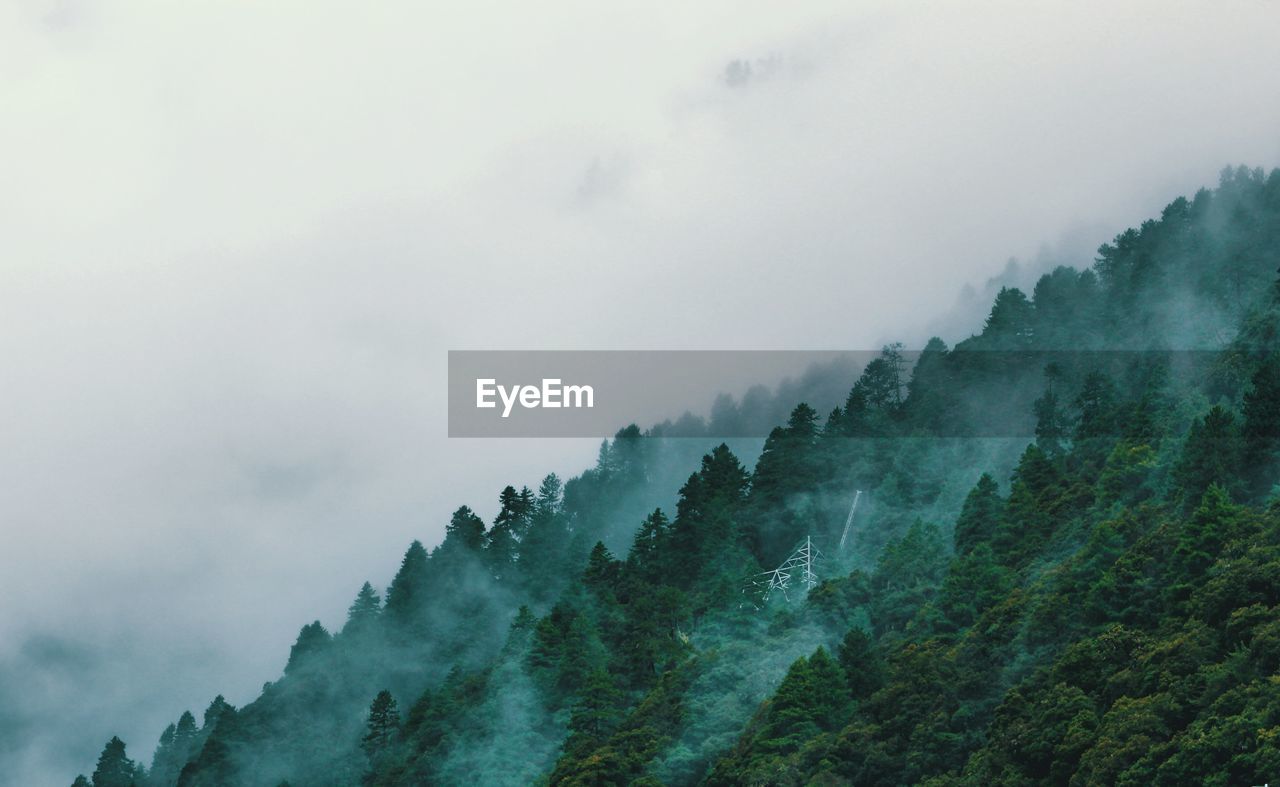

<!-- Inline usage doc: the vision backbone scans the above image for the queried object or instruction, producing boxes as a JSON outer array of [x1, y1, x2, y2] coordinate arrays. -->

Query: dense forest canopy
[[73, 166, 1280, 786]]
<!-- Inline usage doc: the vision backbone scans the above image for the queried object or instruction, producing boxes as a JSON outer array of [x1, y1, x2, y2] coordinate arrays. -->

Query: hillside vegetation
[[76, 166, 1280, 786]]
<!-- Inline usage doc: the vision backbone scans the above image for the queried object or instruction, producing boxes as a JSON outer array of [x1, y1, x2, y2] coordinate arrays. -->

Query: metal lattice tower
[[746, 536, 822, 605]]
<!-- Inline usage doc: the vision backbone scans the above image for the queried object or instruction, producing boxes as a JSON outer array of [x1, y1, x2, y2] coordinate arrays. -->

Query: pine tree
[[982, 287, 1035, 347], [520, 474, 568, 597], [836, 345, 913, 437], [1172, 484, 1247, 582], [993, 445, 1059, 565], [1173, 406, 1243, 510], [174, 710, 197, 746], [557, 615, 606, 696], [534, 472, 563, 514], [91, 736, 136, 787], [858, 353, 906, 411], [152, 709, 200, 783], [699, 444, 749, 509], [932, 543, 1014, 632], [1242, 356, 1280, 499], [803, 647, 854, 730], [758, 655, 821, 755], [1033, 365, 1070, 456], [361, 690, 401, 757], [148, 722, 182, 785], [504, 604, 537, 653], [748, 403, 824, 558], [1031, 266, 1100, 346], [565, 669, 623, 754], [177, 722, 237, 787], [202, 696, 232, 730], [486, 485, 531, 580], [443, 505, 487, 552], [151, 711, 204, 783], [709, 392, 744, 436], [608, 424, 647, 486], [902, 336, 954, 433], [627, 508, 669, 579], [583, 541, 618, 588], [871, 519, 949, 632], [343, 582, 382, 634], [285, 621, 331, 674], [1074, 371, 1118, 441], [837, 629, 885, 701], [384, 540, 430, 621], [668, 445, 749, 583], [151, 724, 175, 764], [953, 474, 1003, 555]]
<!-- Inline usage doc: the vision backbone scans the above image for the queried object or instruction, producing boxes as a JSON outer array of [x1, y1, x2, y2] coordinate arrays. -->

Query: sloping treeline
[[75, 166, 1280, 786]]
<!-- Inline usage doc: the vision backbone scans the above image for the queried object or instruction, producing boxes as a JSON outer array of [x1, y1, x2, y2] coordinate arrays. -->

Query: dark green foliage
[[361, 690, 401, 758], [442, 505, 486, 552], [487, 485, 534, 580], [519, 474, 570, 600], [953, 474, 1002, 555], [748, 403, 823, 558], [284, 621, 331, 674], [201, 696, 230, 731], [1097, 441, 1159, 505], [563, 669, 624, 755], [1173, 406, 1244, 509], [173, 699, 243, 787], [992, 444, 1063, 566], [836, 628, 884, 700], [1242, 356, 1280, 499], [763, 648, 851, 746], [1074, 371, 1119, 441], [90, 736, 136, 787], [582, 541, 619, 589], [705, 647, 853, 785], [982, 287, 1034, 347], [383, 540, 429, 622], [148, 711, 200, 786], [835, 344, 909, 437], [177, 731, 235, 787], [668, 443, 750, 593], [870, 519, 948, 634], [928, 544, 1015, 633], [343, 582, 382, 635], [901, 337, 955, 431], [68, 169, 1280, 787], [626, 508, 669, 581], [1171, 485, 1250, 591], [529, 603, 608, 702], [1033, 364, 1071, 456]]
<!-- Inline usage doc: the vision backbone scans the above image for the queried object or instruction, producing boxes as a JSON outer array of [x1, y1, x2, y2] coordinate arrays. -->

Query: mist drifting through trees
[[56, 169, 1280, 784]]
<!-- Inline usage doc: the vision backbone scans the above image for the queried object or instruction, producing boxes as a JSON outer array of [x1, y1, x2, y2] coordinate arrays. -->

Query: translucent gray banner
[[447, 350, 1222, 438]]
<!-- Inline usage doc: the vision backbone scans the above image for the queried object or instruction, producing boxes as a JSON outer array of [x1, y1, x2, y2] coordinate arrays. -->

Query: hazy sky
[[3, 1, 1280, 782]]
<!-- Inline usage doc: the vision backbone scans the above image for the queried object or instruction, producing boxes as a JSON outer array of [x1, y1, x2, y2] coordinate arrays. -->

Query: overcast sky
[[3, 1, 1280, 782]]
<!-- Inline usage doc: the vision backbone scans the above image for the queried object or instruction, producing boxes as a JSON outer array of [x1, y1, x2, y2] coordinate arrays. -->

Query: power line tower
[[745, 536, 822, 606]]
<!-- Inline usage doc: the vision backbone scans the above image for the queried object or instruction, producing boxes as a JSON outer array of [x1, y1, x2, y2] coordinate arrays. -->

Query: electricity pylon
[[745, 536, 822, 605]]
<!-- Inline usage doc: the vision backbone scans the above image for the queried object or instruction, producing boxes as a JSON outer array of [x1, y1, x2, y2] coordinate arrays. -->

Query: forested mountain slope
[[74, 166, 1280, 786]]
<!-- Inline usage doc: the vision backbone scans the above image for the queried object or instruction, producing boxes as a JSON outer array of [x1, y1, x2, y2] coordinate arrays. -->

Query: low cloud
[[2, 1, 1279, 781]]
